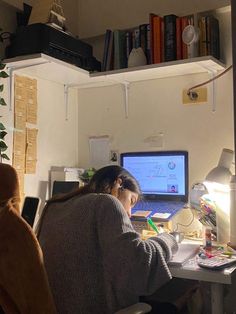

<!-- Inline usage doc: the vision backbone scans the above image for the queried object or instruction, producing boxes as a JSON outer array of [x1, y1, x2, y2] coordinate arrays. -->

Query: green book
[[113, 29, 127, 70]]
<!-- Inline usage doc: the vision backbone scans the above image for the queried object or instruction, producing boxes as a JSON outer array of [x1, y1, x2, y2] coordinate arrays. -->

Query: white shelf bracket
[[208, 68, 218, 113], [64, 84, 69, 121], [122, 81, 130, 119], [6, 60, 49, 112], [199, 63, 218, 112]]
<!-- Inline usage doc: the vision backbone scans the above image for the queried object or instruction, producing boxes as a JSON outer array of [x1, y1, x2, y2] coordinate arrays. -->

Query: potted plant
[[0, 28, 9, 162]]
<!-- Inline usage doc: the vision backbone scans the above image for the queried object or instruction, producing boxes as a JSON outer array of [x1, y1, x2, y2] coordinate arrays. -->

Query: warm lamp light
[[204, 148, 234, 244]]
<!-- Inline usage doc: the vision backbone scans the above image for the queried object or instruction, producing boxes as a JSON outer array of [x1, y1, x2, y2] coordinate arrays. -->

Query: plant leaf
[[0, 140, 8, 151], [0, 63, 6, 70], [0, 123, 6, 130], [0, 71, 9, 78], [0, 84, 3, 92], [0, 131, 7, 139], [0, 153, 10, 160], [0, 98, 7, 106]]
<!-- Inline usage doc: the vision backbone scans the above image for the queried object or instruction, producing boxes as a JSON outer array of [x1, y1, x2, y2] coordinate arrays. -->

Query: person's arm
[[95, 194, 177, 296]]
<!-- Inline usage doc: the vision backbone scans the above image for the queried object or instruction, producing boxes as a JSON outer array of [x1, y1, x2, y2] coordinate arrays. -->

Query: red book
[[151, 14, 163, 64], [176, 17, 182, 60]]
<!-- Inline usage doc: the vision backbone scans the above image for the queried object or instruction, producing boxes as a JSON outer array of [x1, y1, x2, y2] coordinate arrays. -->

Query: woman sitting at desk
[[38, 165, 189, 313]]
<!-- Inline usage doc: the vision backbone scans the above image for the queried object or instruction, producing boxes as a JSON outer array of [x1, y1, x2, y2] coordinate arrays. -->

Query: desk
[[169, 257, 236, 314]]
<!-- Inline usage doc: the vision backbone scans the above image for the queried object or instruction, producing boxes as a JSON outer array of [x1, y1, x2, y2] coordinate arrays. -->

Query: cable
[[187, 64, 233, 95], [174, 207, 195, 232]]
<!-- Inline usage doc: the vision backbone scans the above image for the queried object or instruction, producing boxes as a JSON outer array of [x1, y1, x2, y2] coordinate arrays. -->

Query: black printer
[[5, 23, 101, 72]]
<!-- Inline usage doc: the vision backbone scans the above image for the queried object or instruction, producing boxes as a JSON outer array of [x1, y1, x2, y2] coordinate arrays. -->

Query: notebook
[[120, 151, 189, 222], [168, 242, 200, 266]]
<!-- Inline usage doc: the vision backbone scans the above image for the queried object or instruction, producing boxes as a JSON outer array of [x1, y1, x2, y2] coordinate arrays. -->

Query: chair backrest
[[0, 164, 57, 314]]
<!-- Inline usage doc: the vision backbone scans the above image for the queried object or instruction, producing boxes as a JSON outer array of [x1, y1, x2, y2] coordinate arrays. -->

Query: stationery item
[[168, 243, 200, 266], [197, 256, 236, 270], [205, 227, 212, 251], [147, 218, 159, 233], [132, 210, 152, 218]]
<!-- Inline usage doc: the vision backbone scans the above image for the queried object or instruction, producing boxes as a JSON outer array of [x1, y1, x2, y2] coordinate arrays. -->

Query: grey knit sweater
[[38, 193, 178, 314]]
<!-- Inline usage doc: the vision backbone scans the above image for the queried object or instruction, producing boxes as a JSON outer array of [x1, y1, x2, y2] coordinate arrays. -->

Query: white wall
[[2, 72, 79, 205], [77, 0, 230, 38], [24, 79, 79, 201], [77, 70, 234, 187], [0, 1, 234, 207]]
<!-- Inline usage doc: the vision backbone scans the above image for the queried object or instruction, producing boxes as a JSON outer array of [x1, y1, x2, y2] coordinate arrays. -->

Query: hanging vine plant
[[0, 28, 10, 162]]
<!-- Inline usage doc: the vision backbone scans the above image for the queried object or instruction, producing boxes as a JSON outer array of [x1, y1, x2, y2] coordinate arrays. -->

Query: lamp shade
[[205, 148, 234, 185]]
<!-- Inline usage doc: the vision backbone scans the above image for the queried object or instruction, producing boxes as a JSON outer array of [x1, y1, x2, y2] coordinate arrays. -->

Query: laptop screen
[[120, 151, 188, 202]]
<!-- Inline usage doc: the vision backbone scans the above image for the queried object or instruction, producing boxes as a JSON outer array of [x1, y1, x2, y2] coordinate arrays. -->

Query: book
[[176, 17, 182, 60], [113, 29, 127, 69], [164, 14, 177, 62], [151, 14, 163, 64], [181, 16, 189, 59], [199, 16, 208, 56], [207, 15, 220, 60], [106, 31, 114, 71], [132, 27, 140, 49], [146, 24, 151, 64], [168, 243, 200, 266], [102, 29, 112, 71], [139, 23, 149, 62], [125, 31, 133, 65]]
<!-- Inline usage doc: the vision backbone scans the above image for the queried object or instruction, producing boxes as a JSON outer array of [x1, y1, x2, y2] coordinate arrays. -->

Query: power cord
[[187, 64, 233, 97], [174, 207, 195, 232]]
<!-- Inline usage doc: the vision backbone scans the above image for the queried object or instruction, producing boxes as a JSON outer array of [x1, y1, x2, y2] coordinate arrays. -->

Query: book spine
[[146, 24, 151, 64], [106, 31, 114, 71], [139, 23, 148, 61], [113, 30, 126, 70], [149, 13, 156, 64], [164, 14, 177, 62], [181, 16, 188, 59], [132, 27, 140, 49], [152, 15, 162, 63], [102, 29, 112, 71], [125, 31, 133, 66], [176, 17, 182, 60], [208, 16, 220, 60], [199, 17, 205, 56]]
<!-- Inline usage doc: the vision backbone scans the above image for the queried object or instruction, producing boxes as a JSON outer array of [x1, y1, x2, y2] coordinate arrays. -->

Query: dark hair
[[48, 165, 141, 204]]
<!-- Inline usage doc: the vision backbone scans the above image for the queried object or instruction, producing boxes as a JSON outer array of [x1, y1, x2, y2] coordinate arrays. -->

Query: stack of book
[[102, 12, 220, 72]]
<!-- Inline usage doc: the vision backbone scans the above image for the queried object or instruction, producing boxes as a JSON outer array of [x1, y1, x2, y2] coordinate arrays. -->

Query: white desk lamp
[[205, 148, 233, 185], [204, 148, 234, 244]]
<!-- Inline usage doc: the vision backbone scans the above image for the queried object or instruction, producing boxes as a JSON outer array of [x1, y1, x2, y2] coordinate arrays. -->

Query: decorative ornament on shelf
[[0, 28, 10, 162]]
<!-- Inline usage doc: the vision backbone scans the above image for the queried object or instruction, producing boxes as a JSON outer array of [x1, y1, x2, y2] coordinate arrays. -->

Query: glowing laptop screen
[[120, 151, 188, 201]]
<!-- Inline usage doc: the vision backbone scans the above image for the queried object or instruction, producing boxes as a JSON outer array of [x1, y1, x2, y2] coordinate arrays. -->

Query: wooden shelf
[[5, 53, 226, 88]]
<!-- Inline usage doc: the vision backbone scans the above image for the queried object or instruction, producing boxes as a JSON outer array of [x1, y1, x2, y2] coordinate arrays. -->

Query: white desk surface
[[169, 257, 236, 284]]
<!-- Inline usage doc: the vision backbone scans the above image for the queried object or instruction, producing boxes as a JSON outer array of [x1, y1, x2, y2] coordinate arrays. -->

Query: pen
[[147, 218, 159, 234]]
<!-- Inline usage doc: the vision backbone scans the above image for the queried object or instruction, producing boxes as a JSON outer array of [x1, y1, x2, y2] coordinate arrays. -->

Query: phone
[[21, 196, 41, 228]]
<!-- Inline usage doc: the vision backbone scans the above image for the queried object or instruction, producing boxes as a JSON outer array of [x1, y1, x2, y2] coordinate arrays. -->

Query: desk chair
[[0, 164, 56, 314]]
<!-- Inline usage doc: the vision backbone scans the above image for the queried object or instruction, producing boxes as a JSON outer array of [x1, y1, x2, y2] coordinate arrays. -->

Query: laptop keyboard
[[134, 201, 185, 213]]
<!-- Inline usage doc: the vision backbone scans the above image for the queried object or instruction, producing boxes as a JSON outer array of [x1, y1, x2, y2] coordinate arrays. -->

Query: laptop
[[120, 151, 189, 222]]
